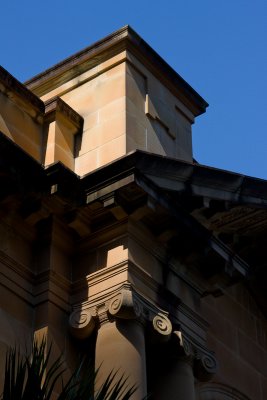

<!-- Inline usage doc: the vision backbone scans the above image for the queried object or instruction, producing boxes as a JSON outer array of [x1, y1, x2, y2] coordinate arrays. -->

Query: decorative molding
[[44, 97, 84, 130], [25, 26, 208, 117], [194, 347, 218, 382], [69, 283, 216, 381], [152, 313, 172, 338], [69, 283, 172, 340], [0, 66, 45, 120], [69, 307, 95, 340], [108, 288, 141, 319], [172, 330, 195, 358], [171, 330, 217, 381]]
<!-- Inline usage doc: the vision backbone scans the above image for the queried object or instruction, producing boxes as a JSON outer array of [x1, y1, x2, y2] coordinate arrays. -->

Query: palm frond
[[1, 337, 140, 400], [2, 347, 26, 400]]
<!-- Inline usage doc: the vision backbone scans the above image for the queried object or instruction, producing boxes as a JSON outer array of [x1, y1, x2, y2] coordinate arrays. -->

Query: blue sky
[[1, 0, 267, 178]]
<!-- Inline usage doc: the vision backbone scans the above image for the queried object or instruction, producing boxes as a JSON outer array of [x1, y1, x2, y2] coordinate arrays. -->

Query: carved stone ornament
[[69, 307, 95, 340], [194, 348, 217, 382], [108, 288, 141, 319], [107, 285, 173, 342], [69, 284, 173, 342], [172, 330, 218, 381], [152, 313, 172, 340], [172, 330, 194, 358]]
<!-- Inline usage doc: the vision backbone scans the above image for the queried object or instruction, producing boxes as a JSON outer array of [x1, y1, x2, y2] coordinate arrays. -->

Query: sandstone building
[[1, 26, 267, 399]]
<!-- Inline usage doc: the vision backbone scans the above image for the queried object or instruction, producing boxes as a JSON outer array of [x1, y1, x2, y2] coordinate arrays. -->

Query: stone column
[[69, 286, 148, 399], [95, 318, 147, 399], [69, 285, 215, 400], [152, 330, 217, 400], [153, 356, 195, 400]]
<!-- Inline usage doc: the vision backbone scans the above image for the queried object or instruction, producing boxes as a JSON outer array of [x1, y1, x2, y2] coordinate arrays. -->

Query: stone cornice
[[1, 136, 267, 316], [0, 251, 71, 312], [25, 26, 129, 93], [79, 151, 267, 208], [0, 66, 44, 121], [70, 258, 161, 308], [33, 270, 71, 312], [25, 26, 208, 117], [44, 96, 84, 130]]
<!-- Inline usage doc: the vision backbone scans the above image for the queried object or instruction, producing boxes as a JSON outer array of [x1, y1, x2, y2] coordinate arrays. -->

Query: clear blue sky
[[1, 0, 267, 178]]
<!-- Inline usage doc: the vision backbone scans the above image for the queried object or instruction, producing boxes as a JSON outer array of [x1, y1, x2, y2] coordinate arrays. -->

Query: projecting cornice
[[44, 96, 84, 129], [0, 66, 44, 121], [1, 135, 267, 315], [25, 26, 208, 117]]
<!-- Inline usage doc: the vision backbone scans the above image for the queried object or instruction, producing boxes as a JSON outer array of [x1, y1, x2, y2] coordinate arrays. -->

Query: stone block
[[238, 330, 267, 375], [97, 237, 128, 270], [126, 113, 147, 152], [126, 64, 146, 112], [146, 120, 166, 156], [0, 307, 32, 346], [0, 222, 33, 268], [261, 376, 267, 400], [45, 131, 74, 168], [83, 110, 99, 131], [99, 97, 125, 123], [128, 237, 163, 285], [96, 73, 125, 109], [72, 249, 98, 280], [227, 282, 250, 309], [0, 93, 42, 161], [62, 64, 125, 118], [104, 61, 125, 78], [201, 299, 238, 352], [256, 318, 267, 351], [63, 86, 96, 116], [78, 113, 125, 156], [1, 263, 32, 305], [216, 293, 257, 340], [207, 335, 262, 400], [75, 148, 98, 176], [97, 134, 126, 168]]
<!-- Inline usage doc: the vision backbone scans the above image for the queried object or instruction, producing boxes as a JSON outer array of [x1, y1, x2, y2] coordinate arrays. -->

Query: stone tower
[[1, 26, 267, 400]]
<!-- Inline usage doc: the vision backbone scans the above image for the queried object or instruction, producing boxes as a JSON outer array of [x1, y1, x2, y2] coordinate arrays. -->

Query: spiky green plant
[[1, 338, 136, 400]]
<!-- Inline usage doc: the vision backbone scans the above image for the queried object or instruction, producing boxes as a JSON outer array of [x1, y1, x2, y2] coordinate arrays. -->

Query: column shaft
[[153, 357, 195, 400], [95, 319, 147, 399]]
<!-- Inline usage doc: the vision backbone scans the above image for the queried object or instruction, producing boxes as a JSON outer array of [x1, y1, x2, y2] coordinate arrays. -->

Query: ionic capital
[[172, 330, 195, 359], [108, 287, 141, 319], [171, 330, 217, 381], [69, 284, 173, 341], [194, 348, 217, 381], [69, 307, 96, 340], [152, 313, 172, 341]]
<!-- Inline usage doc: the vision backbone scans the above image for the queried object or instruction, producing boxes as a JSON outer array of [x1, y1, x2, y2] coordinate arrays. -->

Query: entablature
[[1, 135, 267, 315]]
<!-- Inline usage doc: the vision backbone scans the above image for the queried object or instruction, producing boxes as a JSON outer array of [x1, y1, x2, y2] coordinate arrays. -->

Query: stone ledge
[[25, 26, 208, 116], [44, 97, 84, 130], [0, 65, 44, 120]]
